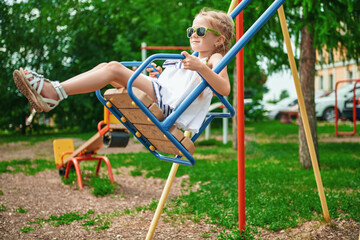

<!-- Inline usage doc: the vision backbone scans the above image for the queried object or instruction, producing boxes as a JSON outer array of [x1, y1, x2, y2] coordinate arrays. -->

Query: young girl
[[13, 9, 234, 133]]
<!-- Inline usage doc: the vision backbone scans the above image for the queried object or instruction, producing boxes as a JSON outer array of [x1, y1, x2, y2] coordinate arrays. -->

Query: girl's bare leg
[[42, 61, 156, 102]]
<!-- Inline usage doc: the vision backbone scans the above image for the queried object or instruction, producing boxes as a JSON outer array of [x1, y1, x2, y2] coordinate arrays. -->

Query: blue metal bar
[[120, 61, 143, 67], [192, 115, 215, 142], [229, 0, 252, 20]]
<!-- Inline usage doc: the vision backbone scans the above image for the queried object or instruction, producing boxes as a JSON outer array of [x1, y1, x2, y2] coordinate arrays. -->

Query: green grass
[[22, 209, 110, 232], [14, 207, 28, 214], [0, 159, 54, 175], [105, 121, 360, 236], [2, 121, 359, 238], [0, 131, 95, 145], [62, 170, 116, 197]]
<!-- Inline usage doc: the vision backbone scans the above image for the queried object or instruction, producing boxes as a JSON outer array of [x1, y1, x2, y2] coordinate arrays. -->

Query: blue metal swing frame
[[96, 0, 286, 166]]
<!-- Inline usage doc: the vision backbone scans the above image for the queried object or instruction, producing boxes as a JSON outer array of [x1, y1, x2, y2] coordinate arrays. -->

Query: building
[[315, 47, 360, 92]]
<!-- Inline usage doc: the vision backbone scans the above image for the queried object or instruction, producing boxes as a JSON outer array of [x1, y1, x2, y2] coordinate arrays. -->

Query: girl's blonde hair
[[195, 8, 235, 55]]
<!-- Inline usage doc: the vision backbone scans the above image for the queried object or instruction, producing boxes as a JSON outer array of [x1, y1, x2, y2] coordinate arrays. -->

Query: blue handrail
[[96, 0, 286, 166]]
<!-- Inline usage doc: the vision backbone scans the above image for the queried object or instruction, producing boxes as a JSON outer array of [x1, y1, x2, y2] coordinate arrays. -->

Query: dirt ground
[[0, 136, 359, 239]]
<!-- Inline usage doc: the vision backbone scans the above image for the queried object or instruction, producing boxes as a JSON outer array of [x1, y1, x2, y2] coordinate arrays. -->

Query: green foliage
[[0, 159, 54, 175], [105, 121, 359, 234], [0, 1, 187, 131], [1, 0, 359, 134], [15, 207, 28, 214], [61, 166, 115, 196], [22, 209, 105, 233], [0, 130, 95, 144], [130, 167, 143, 177], [279, 89, 290, 101], [218, 227, 258, 240], [244, 102, 267, 121], [20, 226, 35, 233], [0, 204, 6, 211], [89, 176, 115, 197], [0, 0, 288, 133], [1, 121, 358, 237]]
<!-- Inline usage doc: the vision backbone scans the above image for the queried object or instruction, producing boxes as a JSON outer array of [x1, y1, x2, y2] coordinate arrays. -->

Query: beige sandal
[[13, 68, 67, 112]]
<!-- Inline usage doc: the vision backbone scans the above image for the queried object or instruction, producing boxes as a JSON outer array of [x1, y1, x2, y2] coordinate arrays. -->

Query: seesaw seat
[[104, 87, 195, 156]]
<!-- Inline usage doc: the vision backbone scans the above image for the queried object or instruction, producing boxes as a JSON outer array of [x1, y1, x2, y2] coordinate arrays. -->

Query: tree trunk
[[298, 24, 319, 169]]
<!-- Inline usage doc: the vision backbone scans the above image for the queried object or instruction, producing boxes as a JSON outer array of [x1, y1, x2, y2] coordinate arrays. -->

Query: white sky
[[263, 69, 297, 101]]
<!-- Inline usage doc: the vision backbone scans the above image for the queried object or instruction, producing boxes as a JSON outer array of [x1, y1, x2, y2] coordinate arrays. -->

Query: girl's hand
[[181, 51, 204, 71], [146, 63, 162, 78]]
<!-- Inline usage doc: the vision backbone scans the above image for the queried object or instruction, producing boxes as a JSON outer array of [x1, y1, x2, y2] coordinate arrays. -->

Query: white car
[[265, 97, 298, 120], [315, 83, 360, 122]]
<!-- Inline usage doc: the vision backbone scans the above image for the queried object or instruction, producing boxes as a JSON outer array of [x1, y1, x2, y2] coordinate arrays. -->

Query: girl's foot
[[13, 68, 68, 112]]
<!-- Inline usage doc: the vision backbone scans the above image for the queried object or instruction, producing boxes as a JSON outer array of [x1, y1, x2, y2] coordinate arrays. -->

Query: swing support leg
[[146, 131, 190, 239], [146, 163, 179, 240], [277, 6, 330, 223]]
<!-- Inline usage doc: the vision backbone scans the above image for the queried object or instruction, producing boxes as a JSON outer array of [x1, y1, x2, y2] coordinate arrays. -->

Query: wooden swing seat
[[103, 88, 195, 156]]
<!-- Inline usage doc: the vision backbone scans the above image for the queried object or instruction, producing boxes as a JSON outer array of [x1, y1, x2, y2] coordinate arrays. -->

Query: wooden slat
[[180, 137, 195, 155], [63, 132, 103, 164], [104, 87, 154, 109], [109, 123, 127, 130], [134, 124, 184, 141], [104, 88, 195, 156], [119, 103, 164, 124], [147, 139, 184, 156]]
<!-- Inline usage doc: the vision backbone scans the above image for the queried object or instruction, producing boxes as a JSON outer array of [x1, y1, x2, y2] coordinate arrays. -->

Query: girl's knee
[[103, 61, 130, 83], [106, 61, 128, 77], [95, 63, 108, 69], [107, 61, 123, 69]]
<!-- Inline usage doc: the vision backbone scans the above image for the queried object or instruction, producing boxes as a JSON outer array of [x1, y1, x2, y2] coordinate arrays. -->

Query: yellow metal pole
[[227, 0, 238, 14], [277, 6, 330, 223], [145, 131, 191, 240], [145, 162, 179, 240]]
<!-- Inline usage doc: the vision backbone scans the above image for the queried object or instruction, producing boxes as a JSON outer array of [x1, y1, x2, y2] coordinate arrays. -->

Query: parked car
[[342, 96, 360, 121], [315, 83, 360, 122], [265, 97, 298, 120]]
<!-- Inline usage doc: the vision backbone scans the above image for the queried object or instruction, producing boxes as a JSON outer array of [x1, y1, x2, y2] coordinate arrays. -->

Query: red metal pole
[[335, 79, 359, 136], [237, 0, 246, 232]]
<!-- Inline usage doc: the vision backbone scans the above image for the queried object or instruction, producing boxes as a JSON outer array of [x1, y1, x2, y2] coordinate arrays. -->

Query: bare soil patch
[[0, 137, 359, 239]]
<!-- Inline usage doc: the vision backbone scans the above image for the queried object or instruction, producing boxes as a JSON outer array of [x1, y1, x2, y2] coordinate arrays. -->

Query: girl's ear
[[215, 35, 225, 47]]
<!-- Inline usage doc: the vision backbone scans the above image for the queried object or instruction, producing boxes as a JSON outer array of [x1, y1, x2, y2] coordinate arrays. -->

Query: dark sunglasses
[[186, 27, 221, 38]]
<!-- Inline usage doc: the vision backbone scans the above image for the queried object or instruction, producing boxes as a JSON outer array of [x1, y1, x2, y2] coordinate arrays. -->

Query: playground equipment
[[53, 108, 129, 189], [205, 102, 230, 144], [335, 79, 360, 136], [94, 0, 331, 237], [142, 44, 230, 144]]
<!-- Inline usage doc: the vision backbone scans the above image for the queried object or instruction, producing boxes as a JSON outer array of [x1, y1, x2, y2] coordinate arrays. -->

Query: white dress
[[155, 58, 213, 133]]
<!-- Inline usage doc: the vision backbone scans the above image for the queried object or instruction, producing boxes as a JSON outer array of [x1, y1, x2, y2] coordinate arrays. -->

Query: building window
[[348, 71, 353, 79], [328, 51, 333, 63], [329, 74, 333, 91], [320, 76, 324, 90]]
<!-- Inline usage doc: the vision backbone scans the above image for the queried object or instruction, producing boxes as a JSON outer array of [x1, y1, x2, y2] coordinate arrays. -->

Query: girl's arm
[[181, 51, 230, 96]]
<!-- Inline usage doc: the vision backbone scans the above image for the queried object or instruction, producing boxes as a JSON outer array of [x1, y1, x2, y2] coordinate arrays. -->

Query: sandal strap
[[42, 96, 61, 110], [23, 70, 65, 111], [27, 72, 46, 95], [26, 71, 68, 101], [51, 81, 68, 100]]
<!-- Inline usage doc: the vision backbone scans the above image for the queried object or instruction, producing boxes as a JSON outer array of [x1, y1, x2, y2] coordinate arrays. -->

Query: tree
[[230, 1, 359, 168], [279, 89, 289, 101], [1, 0, 269, 134], [294, 0, 359, 169]]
